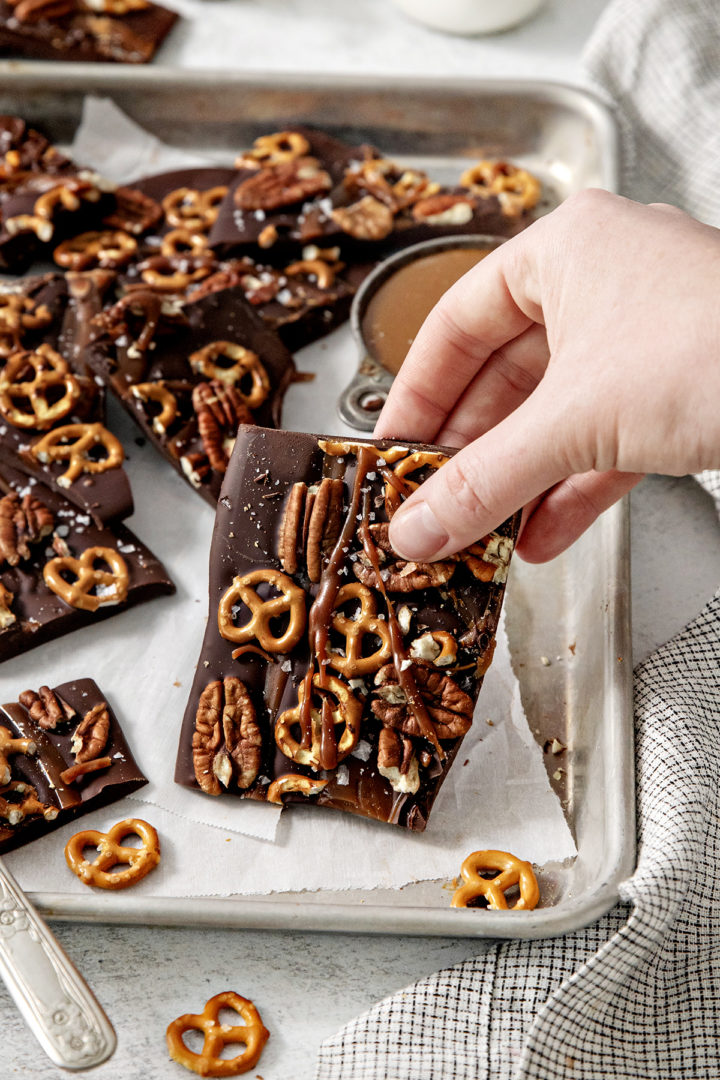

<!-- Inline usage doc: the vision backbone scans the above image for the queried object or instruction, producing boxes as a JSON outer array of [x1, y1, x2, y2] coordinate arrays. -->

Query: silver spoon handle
[[0, 858, 116, 1070]]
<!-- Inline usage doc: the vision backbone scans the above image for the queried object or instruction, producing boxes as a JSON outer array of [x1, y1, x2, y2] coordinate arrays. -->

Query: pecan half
[[306, 477, 344, 583], [371, 663, 473, 740], [330, 196, 394, 241], [277, 481, 306, 576], [70, 701, 110, 764], [192, 379, 254, 474], [411, 194, 475, 225], [7, 0, 74, 23], [192, 677, 261, 795], [18, 685, 75, 730], [377, 726, 420, 794], [0, 491, 54, 568], [353, 522, 455, 593], [234, 158, 332, 212], [103, 185, 163, 236]]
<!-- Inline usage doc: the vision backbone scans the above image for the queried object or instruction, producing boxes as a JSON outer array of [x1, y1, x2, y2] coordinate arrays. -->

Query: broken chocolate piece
[[0, 677, 146, 854], [0, 461, 174, 663], [175, 426, 518, 831]]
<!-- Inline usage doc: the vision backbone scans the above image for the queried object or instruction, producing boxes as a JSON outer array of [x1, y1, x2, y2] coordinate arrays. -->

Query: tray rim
[[0, 70, 633, 938]]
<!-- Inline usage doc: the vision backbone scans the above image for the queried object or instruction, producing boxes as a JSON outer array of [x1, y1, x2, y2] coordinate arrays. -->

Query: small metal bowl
[[337, 233, 507, 430]]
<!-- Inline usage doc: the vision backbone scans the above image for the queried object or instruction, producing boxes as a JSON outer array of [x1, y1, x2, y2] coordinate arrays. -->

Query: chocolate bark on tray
[[0, 462, 174, 663], [85, 281, 297, 507], [176, 426, 518, 832], [208, 127, 525, 262], [0, 272, 134, 525], [0, 0, 178, 65], [0, 678, 146, 854]]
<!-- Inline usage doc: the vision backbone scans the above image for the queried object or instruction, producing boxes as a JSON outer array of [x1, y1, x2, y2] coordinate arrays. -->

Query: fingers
[[388, 379, 573, 561], [516, 469, 643, 562], [374, 227, 543, 443], [436, 322, 550, 448]]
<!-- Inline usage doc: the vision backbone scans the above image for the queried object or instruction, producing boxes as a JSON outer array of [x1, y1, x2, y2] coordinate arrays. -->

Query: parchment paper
[[0, 98, 575, 896]]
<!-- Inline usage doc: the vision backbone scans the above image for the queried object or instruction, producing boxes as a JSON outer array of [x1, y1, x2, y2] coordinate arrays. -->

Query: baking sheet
[[0, 70, 632, 937]]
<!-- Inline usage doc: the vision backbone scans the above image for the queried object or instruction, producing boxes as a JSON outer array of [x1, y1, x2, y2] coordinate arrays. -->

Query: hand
[[375, 190, 720, 563]]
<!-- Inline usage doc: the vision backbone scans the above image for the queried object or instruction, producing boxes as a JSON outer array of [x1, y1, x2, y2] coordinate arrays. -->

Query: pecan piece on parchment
[[371, 663, 473, 740], [18, 685, 75, 730], [192, 380, 254, 475], [234, 158, 332, 213], [377, 725, 420, 795], [277, 477, 345, 582], [192, 677, 261, 796], [70, 700, 110, 763], [353, 522, 455, 593], [0, 490, 54, 568]]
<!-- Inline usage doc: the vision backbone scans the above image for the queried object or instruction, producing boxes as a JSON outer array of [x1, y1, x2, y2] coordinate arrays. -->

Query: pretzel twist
[[139, 254, 212, 293], [328, 581, 392, 677], [451, 849, 539, 910], [160, 227, 209, 258], [65, 818, 160, 890], [460, 160, 541, 218], [384, 450, 450, 518], [218, 569, 306, 653], [188, 341, 270, 406], [237, 130, 311, 168], [161, 186, 227, 232], [0, 345, 81, 430], [31, 422, 124, 487], [53, 229, 137, 270], [166, 991, 269, 1077], [43, 546, 129, 612], [275, 673, 362, 771]]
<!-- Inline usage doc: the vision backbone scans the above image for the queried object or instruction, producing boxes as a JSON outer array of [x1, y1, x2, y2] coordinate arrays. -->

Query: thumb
[[388, 383, 574, 560]]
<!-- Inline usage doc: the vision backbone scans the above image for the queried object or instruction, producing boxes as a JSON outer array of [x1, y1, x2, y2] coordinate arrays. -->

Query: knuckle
[[442, 455, 495, 524]]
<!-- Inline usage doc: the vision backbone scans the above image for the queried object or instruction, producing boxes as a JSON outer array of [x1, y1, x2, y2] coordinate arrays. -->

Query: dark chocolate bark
[[0, 272, 134, 525], [0, 678, 146, 854], [175, 426, 518, 831], [84, 282, 297, 507], [0, 0, 178, 64], [0, 462, 174, 663]]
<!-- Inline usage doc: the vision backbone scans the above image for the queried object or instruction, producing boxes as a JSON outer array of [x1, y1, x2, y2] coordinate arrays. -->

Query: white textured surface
[[5, 4, 718, 1080]]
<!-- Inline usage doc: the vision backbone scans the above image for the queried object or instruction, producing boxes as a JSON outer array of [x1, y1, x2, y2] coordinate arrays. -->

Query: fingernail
[[389, 500, 449, 561]]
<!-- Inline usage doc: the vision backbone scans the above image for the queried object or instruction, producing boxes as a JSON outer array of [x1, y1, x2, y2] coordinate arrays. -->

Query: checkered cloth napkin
[[315, 3, 720, 1077]]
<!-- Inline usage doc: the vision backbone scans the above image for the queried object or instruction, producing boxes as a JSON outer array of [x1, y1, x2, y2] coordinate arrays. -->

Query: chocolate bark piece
[[0, 271, 134, 526], [0, 678, 147, 854], [175, 426, 518, 832], [85, 282, 297, 507], [0, 462, 174, 663], [208, 127, 518, 262], [0, 0, 178, 64]]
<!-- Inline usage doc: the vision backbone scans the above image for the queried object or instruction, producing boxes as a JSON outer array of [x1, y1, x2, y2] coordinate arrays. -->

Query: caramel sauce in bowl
[[339, 234, 505, 430]]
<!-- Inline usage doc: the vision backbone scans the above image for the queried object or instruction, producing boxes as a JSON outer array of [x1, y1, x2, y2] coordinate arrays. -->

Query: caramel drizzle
[[357, 496, 444, 762]]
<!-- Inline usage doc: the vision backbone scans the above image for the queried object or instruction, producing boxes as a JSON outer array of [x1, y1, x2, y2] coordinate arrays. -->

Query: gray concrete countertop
[[4, 3, 720, 1077]]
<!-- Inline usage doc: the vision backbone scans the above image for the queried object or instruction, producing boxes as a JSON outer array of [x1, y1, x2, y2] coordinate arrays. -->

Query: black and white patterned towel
[[316, 3, 720, 1077]]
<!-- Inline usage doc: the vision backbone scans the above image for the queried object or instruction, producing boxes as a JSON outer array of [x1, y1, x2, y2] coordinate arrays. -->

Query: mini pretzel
[[130, 381, 178, 434], [53, 229, 137, 271], [160, 227, 209, 258], [188, 341, 270, 406], [266, 773, 328, 803], [139, 254, 212, 293], [161, 186, 227, 232], [275, 673, 362, 770], [166, 991, 269, 1077], [238, 130, 311, 167], [451, 849, 539, 910], [459, 160, 541, 218], [284, 257, 338, 290], [218, 568, 306, 653], [34, 182, 98, 221], [0, 345, 81, 430], [384, 450, 450, 518], [0, 781, 57, 825], [0, 294, 52, 355], [43, 546, 129, 612], [328, 582, 392, 677], [65, 818, 160, 890], [0, 725, 36, 786], [410, 630, 458, 667], [31, 422, 124, 487]]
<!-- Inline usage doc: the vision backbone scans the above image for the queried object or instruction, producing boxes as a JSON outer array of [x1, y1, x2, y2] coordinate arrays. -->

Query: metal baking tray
[[0, 67, 632, 938]]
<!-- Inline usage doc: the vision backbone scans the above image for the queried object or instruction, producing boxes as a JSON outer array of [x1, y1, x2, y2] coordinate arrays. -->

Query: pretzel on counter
[[64, 818, 160, 890], [451, 848, 539, 910], [166, 991, 269, 1077]]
